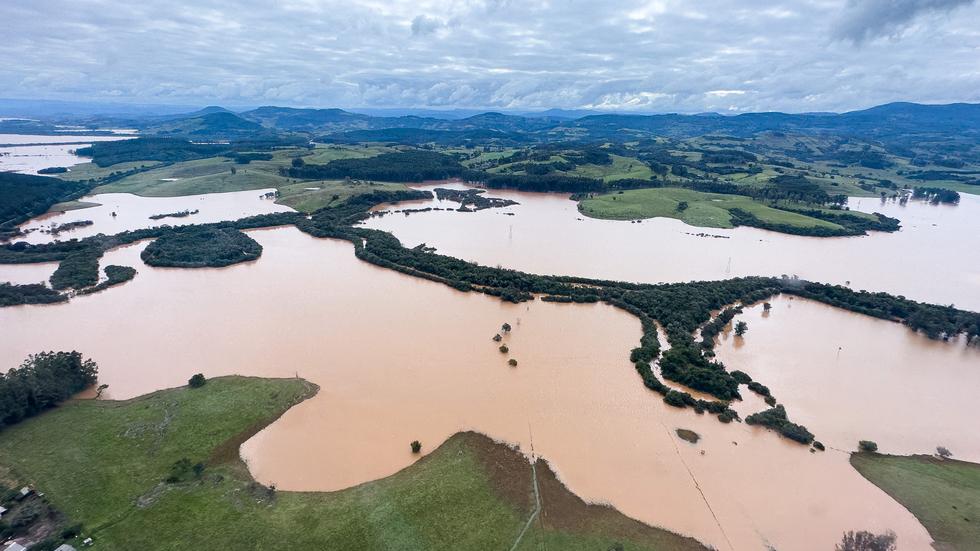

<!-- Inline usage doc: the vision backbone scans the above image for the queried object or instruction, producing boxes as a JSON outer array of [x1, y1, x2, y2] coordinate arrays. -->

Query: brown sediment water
[[15, 190, 294, 244], [0, 134, 130, 174], [0, 227, 934, 550], [715, 295, 980, 463], [0, 262, 58, 285], [362, 183, 980, 311]]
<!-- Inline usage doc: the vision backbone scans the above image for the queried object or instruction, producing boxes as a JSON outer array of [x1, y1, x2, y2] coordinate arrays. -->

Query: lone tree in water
[[734, 321, 749, 337], [410, 440, 422, 454], [836, 530, 896, 551], [499, 345, 509, 354], [492, 334, 502, 342], [188, 373, 206, 388], [501, 323, 512, 332], [763, 302, 772, 311], [508, 359, 518, 367]]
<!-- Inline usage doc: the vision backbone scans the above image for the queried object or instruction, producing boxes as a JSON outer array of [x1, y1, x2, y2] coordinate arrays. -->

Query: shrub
[[61, 523, 83, 539], [663, 391, 688, 408], [731, 370, 752, 384], [936, 446, 952, 459], [188, 373, 206, 388], [813, 441, 825, 451], [410, 440, 422, 454], [858, 440, 878, 453]]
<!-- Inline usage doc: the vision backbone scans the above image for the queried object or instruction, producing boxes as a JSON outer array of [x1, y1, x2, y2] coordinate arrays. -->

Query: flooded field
[[0, 227, 937, 550], [363, 184, 980, 311], [716, 295, 980, 463], [14, 190, 293, 245], [0, 134, 130, 174]]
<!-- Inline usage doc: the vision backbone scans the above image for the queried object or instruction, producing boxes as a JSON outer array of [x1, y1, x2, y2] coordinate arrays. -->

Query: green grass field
[[91, 156, 291, 196], [578, 187, 843, 230], [276, 180, 411, 212], [572, 154, 654, 182], [851, 453, 980, 551], [0, 377, 706, 551], [60, 161, 164, 182], [48, 200, 102, 212]]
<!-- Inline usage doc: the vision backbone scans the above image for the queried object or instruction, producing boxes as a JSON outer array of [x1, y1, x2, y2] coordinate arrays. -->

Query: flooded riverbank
[[14, 190, 293, 244], [0, 134, 130, 174], [0, 227, 934, 550], [363, 184, 980, 311], [716, 295, 980, 463]]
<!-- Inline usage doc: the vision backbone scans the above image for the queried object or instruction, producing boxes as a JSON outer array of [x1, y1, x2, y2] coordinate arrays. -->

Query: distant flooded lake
[[0, 227, 936, 550], [363, 184, 980, 310], [0, 134, 130, 174], [14, 190, 293, 245]]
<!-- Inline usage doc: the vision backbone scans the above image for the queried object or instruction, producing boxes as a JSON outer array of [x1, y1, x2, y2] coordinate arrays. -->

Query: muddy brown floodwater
[[14, 190, 294, 245], [0, 227, 935, 550], [715, 295, 980, 463], [363, 184, 980, 311]]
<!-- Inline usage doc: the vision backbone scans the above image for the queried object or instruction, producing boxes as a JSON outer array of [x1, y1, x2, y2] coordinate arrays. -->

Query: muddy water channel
[[716, 295, 980, 463], [0, 227, 935, 550], [14, 190, 293, 246], [363, 184, 980, 311]]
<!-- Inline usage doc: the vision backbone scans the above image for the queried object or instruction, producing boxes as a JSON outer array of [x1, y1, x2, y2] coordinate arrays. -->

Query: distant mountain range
[[1, 100, 978, 147]]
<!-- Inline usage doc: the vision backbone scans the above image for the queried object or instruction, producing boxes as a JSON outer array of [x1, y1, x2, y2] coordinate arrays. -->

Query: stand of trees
[[288, 151, 466, 182], [141, 227, 263, 268], [0, 351, 98, 430], [0, 172, 88, 239], [745, 405, 815, 444], [0, 283, 66, 307]]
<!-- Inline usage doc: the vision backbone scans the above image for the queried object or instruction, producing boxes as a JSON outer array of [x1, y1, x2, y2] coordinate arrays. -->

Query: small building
[[0, 506, 6, 517], [17, 487, 31, 499], [54, 545, 78, 551], [4, 542, 27, 551]]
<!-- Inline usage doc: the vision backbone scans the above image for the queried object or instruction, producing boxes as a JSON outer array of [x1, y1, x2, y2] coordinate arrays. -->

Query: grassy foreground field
[[578, 187, 844, 230], [851, 453, 980, 551], [0, 376, 705, 550]]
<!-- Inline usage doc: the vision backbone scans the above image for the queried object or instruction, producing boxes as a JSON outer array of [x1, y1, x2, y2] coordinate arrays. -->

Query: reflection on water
[[0, 227, 934, 550], [363, 184, 980, 311], [15, 190, 294, 244], [0, 134, 130, 174], [716, 295, 980, 462]]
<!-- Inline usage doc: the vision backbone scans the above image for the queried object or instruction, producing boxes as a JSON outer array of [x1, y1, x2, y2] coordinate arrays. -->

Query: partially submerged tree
[[734, 320, 749, 337], [858, 440, 878, 453], [410, 440, 422, 454], [188, 373, 206, 388], [836, 530, 897, 551]]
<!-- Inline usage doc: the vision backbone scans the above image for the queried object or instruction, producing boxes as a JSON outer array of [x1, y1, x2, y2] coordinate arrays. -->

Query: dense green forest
[[0, 351, 98, 429], [287, 150, 466, 182], [141, 226, 263, 268], [0, 172, 88, 238]]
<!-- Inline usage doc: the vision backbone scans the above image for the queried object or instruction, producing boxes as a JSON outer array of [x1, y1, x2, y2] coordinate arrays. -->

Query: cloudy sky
[[1, 0, 978, 113]]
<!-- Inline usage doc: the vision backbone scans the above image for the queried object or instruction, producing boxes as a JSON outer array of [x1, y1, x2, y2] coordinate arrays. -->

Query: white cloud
[[0, 0, 977, 112]]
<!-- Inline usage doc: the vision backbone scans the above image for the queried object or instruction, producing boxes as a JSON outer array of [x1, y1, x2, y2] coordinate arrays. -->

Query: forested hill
[[10, 101, 978, 147]]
